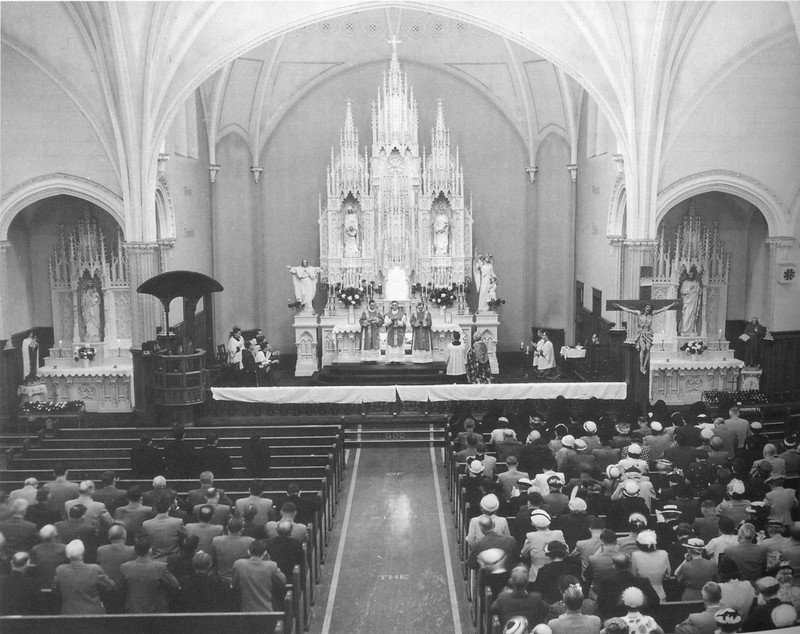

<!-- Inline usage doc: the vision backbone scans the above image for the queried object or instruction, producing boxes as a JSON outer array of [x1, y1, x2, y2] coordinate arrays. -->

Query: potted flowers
[[680, 340, 707, 355]]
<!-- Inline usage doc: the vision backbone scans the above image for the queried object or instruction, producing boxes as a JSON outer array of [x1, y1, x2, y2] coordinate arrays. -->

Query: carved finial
[[567, 164, 578, 183], [525, 167, 538, 184], [250, 166, 264, 183], [209, 164, 221, 183]]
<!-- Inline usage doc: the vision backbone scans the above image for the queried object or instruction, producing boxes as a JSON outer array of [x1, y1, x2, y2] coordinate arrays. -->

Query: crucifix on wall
[[605, 299, 681, 374]]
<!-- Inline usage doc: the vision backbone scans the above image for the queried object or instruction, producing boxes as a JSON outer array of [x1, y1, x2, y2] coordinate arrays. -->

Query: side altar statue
[[291, 47, 499, 376], [611, 202, 744, 405]]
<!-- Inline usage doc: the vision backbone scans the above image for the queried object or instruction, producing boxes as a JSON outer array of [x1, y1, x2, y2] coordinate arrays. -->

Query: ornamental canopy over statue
[[319, 47, 474, 297]]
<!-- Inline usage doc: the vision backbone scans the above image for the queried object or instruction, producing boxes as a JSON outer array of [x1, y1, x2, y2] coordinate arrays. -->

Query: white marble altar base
[[38, 365, 133, 412], [649, 346, 743, 405], [293, 315, 319, 377]]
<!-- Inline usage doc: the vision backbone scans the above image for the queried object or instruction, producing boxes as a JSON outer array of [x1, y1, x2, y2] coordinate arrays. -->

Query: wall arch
[[607, 172, 627, 238], [0, 173, 125, 242], [656, 170, 788, 238], [154, 176, 176, 240]]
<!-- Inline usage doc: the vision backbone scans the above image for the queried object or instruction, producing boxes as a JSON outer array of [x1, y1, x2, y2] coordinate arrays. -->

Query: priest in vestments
[[410, 302, 433, 363], [384, 301, 407, 363], [359, 299, 383, 362]]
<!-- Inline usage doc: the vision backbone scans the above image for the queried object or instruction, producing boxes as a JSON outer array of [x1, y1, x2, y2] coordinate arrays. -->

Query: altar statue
[[287, 260, 322, 314], [359, 299, 383, 362], [433, 214, 450, 255], [613, 301, 678, 374], [82, 286, 102, 341], [678, 267, 703, 336], [384, 300, 407, 363], [473, 250, 496, 314], [409, 301, 433, 363], [21, 331, 39, 383], [343, 213, 360, 257]]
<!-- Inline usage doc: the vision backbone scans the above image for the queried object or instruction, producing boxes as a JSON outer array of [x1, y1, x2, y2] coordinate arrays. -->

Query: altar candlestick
[[117, 339, 121, 356], [660, 330, 665, 351], [718, 329, 723, 341], [520, 341, 524, 351]]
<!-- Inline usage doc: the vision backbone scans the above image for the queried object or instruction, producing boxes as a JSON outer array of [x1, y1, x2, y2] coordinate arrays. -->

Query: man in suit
[[266, 519, 305, 581], [113, 486, 155, 544], [466, 515, 520, 573], [265, 501, 308, 543], [194, 433, 232, 478], [42, 463, 79, 516], [118, 536, 180, 613], [211, 517, 254, 585], [141, 475, 177, 509], [596, 553, 660, 619], [96, 523, 136, 585], [490, 565, 550, 631], [64, 480, 113, 532], [0, 552, 38, 615], [185, 505, 224, 554], [191, 487, 231, 526], [8, 477, 39, 506], [677, 581, 724, 634], [186, 471, 216, 509], [721, 522, 767, 582], [547, 586, 602, 634], [92, 471, 127, 516], [130, 435, 164, 479], [142, 497, 186, 561], [235, 479, 274, 526], [24, 487, 61, 529], [53, 539, 115, 614], [55, 504, 98, 563], [0, 499, 38, 555], [30, 524, 68, 591], [232, 539, 286, 612], [164, 425, 195, 479]]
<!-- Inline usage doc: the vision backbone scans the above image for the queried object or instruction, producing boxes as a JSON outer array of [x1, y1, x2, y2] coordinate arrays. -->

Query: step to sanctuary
[[317, 361, 447, 385]]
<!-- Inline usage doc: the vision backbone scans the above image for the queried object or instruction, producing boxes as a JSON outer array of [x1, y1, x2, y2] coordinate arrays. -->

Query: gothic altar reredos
[[293, 49, 498, 376], [41, 212, 133, 411], [647, 201, 743, 404]]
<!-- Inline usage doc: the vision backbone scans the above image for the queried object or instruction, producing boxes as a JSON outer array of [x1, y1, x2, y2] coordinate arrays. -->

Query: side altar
[[38, 212, 133, 412], [291, 48, 500, 376], [646, 205, 743, 405]]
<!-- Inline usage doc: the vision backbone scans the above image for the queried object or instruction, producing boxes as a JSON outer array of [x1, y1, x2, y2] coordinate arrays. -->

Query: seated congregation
[[448, 399, 800, 633]]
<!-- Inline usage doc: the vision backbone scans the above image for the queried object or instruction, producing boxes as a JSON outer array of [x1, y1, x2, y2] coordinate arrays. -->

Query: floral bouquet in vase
[[338, 285, 366, 307], [428, 286, 458, 308], [74, 346, 96, 361], [680, 340, 707, 355]]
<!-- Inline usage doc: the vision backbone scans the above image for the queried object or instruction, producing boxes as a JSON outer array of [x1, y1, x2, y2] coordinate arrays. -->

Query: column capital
[[607, 235, 626, 246], [209, 164, 221, 183], [0, 240, 10, 253], [612, 153, 624, 174], [525, 166, 538, 184], [766, 236, 795, 250], [250, 166, 264, 183], [623, 239, 658, 249], [158, 153, 170, 175], [124, 241, 158, 253], [566, 164, 578, 183]]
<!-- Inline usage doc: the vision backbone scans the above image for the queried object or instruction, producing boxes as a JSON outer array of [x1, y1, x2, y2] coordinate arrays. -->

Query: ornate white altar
[[293, 48, 500, 376], [42, 211, 134, 411], [647, 203, 743, 404]]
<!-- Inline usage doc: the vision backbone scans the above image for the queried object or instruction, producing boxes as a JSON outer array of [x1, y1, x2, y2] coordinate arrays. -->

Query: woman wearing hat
[[675, 537, 718, 601], [521, 510, 566, 583], [630, 530, 671, 601]]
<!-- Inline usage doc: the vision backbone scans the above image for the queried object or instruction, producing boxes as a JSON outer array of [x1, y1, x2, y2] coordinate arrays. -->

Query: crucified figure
[[613, 301, 678, 374]]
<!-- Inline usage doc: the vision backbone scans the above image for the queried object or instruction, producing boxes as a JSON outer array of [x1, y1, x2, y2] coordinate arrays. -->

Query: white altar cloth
[[38, 365, 134, 412], [213, 382, 626, 404]]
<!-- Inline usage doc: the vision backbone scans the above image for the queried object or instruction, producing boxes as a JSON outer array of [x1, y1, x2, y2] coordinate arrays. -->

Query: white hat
[[526, 430, 541, 444], [701, 427, 714, 440], [503, 616, 529, 634], [622, 586, 645, 608], [477, 547, 506, 570], [635, 529, 657, 548], [561, 435, 575, 448], [583, 421, 597, 434], [568, 498, 587, 513], [573, 439, 588, 452], [468, 460, 484, 475], [684, 537, 706, 550], [481, 494, 500, 513], [530, 509, 552, 527], [627, 443, 642, 456], [532, 625, 553, 634], [152, 475, 167, 488], [517, 478, 533, 489], [727, 479, 745, 495], [770, 603, 797, 627], [498, 417, 509, 424], [622, 480, 641, 497], [750, 421, 763, 430], [650, 421, 663, 432], [606, 465, 621, 479]]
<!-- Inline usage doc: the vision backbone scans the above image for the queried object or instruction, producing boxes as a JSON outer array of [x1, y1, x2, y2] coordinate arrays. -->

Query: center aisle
[[313, 445, 472, 634]]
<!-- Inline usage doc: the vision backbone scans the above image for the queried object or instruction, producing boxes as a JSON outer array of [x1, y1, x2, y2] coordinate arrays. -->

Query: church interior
[[1, 2, 800, 632]]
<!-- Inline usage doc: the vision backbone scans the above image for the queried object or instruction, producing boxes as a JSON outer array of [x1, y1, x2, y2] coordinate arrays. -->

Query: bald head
[[612, 553, 631, 571], [276, 519, 293, 537], [510, 566, 529, 589], [39, 524, 58, 542], [107, 524, 127, 542], [478, 515, 495, 535], [78, 480, 95, 495]]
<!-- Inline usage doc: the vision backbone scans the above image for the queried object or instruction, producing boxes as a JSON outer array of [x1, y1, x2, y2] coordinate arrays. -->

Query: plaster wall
[[574, 97, 620, 325], [532, 135, 572, 336], [0, 45, 119, 199]]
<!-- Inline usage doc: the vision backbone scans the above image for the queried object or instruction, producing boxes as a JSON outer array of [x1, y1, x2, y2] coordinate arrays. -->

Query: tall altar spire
[[374, 41, 418, 153], [424, 99, 461, 197]]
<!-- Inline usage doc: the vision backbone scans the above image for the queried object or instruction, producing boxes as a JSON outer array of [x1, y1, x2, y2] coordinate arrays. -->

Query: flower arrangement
[[20, 400, 85, 414], [680, 340, 707, 355], [287, 299, 305, 310], [74, 346, 96, 361], [487, 297, 506, 310], [338, 285, 366, 307], [428, 286, 458, 307]]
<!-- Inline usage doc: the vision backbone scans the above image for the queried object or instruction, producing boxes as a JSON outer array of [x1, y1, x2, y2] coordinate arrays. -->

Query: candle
[[718, 329, 723, 340], [520, 341, 524, 351]]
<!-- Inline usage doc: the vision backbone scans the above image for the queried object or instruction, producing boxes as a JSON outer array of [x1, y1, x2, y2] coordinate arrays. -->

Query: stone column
[[608, 236, 625, 330], [0, 241, 9, 341], [124, 242, 161, 346], [621, 239, 657, 341]]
